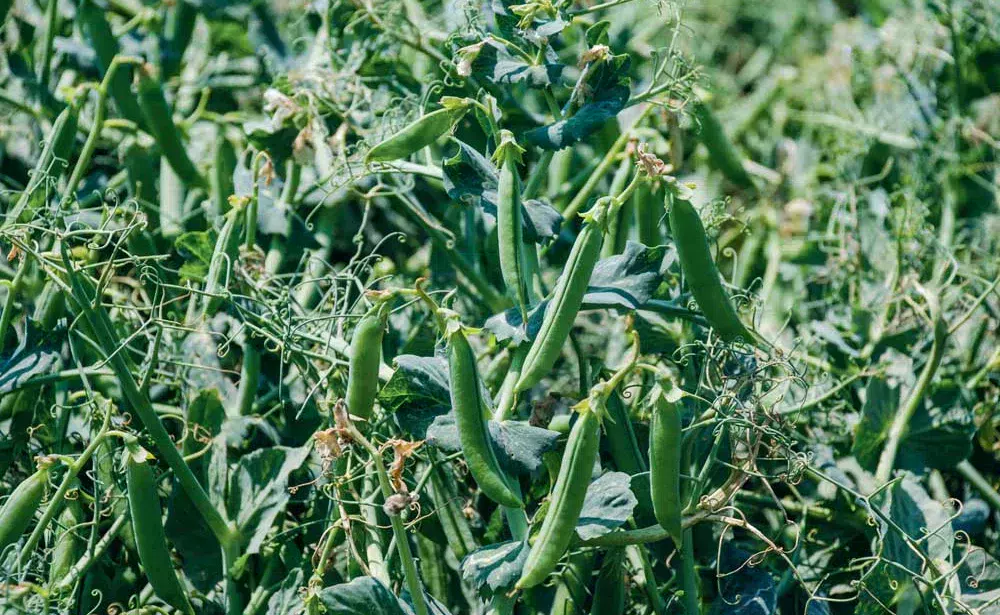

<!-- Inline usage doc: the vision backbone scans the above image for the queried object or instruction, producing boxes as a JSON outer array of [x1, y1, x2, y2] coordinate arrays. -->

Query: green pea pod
[[365, 100, 471, 163], [135, 64, 207, 189], [633, 181, 662, 246], [4, 104, 79, 227], [444, 317, 523, 508], [693, 99, 754, 188], [77, 0, 147, 129], [48, 486, 84, 588], [604, 392, 654, 525], [346, 301, 389, 422], [667, 190, 752, 343], [160, 1, 196, 81], [649, 385, 683, 547], [0, 465, 49, 554], [516, 202, 608, 393], [517, 402, 602, 589], [589, 548, 627, 615], [493, 130, 530, 318], [124, 442, 193, 614]]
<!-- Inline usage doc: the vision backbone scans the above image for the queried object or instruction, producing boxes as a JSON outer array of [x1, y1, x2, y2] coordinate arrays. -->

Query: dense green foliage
[[0, 0, 999, 614]]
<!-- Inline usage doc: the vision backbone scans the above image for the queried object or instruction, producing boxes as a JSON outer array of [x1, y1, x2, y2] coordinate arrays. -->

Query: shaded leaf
[[426, 414, 560, 475], [227, 446, 311, 555], [575, 471, 638, 540], [461, 540, 529, 599], [379, 354, 452, 440], [318, 576, 407, 615]]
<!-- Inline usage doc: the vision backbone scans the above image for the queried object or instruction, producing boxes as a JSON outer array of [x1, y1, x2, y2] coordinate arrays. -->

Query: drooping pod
[[492, 130, 530, 318], [0, 464, 50, 554], [4, 104, 79, 227], [135, 64, 207, 190], [589, 547, 627, 615], [365, 98, 473, 163], [666, 189, 752, 343], [443, 312, 523, 508], [516, 200, 609, 393], [124, 440, 194, 614], [48, 483, 84, 588], [516, 397, 602, 589], [346, 299, 390, 422], [77, 0, 146, 129], [693, 96, 754, 188], [649, 379, 683, 547]]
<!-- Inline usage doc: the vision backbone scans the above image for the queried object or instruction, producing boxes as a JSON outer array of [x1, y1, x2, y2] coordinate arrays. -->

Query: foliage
[[0, 0, 998, 614]]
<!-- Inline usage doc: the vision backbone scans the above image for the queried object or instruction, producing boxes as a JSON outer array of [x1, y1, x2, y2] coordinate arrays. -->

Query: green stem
[[874, 303, 947, 484], [57, 513, 128, 593], [37, 0, 59, 93], [18, 405, 112, 566], [956, 460, 1000, 511], [562, 108, 648, 223], [60, 245, 236, 550], [347, 425, 428, 615], [60, 57, 141, 211], [679, 529, 701, 615], [0, 254, 29, 346]]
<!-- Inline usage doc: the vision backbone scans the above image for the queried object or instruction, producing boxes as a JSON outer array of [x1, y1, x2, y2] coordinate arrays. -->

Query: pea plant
[[1, 0, 999, 614]]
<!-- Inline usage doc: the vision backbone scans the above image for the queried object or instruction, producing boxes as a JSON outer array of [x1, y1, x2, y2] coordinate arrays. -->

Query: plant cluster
[[0, 0, 999, 614]]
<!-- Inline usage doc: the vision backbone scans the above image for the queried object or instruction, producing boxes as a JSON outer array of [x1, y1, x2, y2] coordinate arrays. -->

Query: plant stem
[[874, 301, 947, 484], [679, 529, 700, 615], [0, 253, 29, 346], [346, 424, 428, 615], [956, 460, 1000, 511]]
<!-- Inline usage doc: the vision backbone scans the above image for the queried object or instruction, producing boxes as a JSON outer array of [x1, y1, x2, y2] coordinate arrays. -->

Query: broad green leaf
[[378, 354, 452, 439], [461, 540, 529, 599], [709, 547, 777, 615], [227, 445, 310, 555], [575, 472, 638, 540], [426, 415, 560, 475], [319, 576, 407, 615]]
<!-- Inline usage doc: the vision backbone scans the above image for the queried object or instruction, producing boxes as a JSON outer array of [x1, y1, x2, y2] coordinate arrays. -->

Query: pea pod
[[517, 400, 602, 589], [135, 64, 206, 189], [516, 201, 608, 393], [649, 383, 683, 547], [667, 190, 752, 343], [124, 441, 193, 614], [493, 130, 530, 318], [365, 99, 472, 163], [346, 300, 389, 422], [77, 0, 146, 129], [444, 314, 523, 508], [589, 547, 627, 615], [693, 98, 754, 188], [3, 104, 79, 227], [0, 465, 50, 554], [48, 485, 84, 587]]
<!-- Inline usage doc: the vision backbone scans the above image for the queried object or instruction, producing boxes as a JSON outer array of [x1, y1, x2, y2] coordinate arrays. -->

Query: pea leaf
[[484, 242, 670, 343], [575, 472, 638, 540], [266, 569, 305, 615], [442, 139, 562, 242], [379, 354, 452, 439], [227, 445, 311, 555], [425, 414, 560, 475], [175, 229, 216, 282], [709, 547, 777, 615], [0, 326, 60, 394], [319, 576, 407, 615], [958, 548, 1000, 610], [461, 539, 529, 599], [469, 39, 567, 89], [525, 54, 632, 150], [853, 377, 974, 473]]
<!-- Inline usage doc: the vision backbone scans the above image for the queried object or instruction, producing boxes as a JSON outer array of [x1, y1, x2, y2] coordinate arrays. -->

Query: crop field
[[0, 0, 999, 613]]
